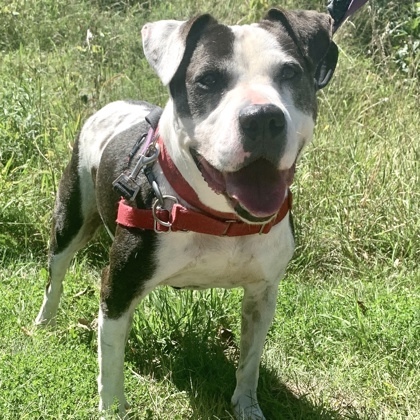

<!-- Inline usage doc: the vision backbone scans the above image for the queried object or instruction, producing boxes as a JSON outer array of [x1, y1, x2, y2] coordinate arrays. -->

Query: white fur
[[98, 305, 134, 416], [79, 101, 150, 172], [142, 20, 186, 86], [154, 218, 293, 290]]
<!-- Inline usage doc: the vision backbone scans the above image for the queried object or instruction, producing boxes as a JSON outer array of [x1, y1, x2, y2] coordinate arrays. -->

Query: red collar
[[116, 135, 292, 236], [157, 136, 239, 220]]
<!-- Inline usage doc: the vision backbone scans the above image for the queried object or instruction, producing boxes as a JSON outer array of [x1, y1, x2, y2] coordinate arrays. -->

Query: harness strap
[[116, 192, 292, 236]]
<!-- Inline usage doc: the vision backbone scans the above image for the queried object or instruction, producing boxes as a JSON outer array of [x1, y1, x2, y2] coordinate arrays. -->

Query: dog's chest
[[151, 219, 294, 290]]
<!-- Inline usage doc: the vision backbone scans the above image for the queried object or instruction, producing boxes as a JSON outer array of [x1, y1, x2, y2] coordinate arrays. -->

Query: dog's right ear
[[142, 15, 215, 86]]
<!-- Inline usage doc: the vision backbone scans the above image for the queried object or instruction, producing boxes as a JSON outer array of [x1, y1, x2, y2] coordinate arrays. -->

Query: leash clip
[[112, 143, 160, 202]]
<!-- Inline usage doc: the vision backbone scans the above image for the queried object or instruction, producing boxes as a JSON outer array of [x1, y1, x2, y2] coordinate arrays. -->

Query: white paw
[[232, 394, 266, 420], [34, 313, 56, 327], [99, 397, 129, 419]]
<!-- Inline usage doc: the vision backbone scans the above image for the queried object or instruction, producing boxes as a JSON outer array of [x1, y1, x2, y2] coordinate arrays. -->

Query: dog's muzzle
[[192, 151, 294, 222], [192, 103, 293, 222]]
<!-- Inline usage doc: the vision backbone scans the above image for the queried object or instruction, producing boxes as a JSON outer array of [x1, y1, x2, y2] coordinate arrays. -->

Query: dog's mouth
[[191, 150, 294, 222]]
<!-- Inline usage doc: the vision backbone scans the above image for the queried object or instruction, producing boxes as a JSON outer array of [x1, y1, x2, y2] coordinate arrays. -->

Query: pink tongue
[[225, 159, 288, 218]]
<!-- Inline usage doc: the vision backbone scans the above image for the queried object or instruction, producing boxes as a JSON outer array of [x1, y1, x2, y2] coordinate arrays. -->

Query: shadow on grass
[[126, 329, 352, 420]]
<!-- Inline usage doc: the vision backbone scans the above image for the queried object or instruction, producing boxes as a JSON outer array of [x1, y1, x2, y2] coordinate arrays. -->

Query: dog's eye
[[280, 64, 301, 81], [196, 72, 220, 90]]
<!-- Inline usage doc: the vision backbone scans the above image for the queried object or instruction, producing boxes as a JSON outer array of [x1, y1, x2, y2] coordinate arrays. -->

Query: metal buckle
[[152, 195, 178, 233], [258, 212, 277, 235], [259, 223, 268, 235], [222, 220, 237, 236]]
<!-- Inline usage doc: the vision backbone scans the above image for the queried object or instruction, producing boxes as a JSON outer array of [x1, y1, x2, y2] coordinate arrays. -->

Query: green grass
[[1, 0, 419, 419]]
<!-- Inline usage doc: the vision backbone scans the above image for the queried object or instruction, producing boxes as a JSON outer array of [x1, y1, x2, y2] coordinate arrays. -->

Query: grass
[[0, 0, 419, 419]]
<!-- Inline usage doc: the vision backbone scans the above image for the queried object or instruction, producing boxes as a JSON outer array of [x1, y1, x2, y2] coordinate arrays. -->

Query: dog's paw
[[99, 397, 130, 419], [232, 394, 266, 420], [34, 314, 57, 328]]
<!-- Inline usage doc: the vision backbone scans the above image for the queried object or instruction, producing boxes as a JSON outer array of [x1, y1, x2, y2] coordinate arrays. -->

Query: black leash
[[327, 0, 370, 34], [112, 108, 163, 202]]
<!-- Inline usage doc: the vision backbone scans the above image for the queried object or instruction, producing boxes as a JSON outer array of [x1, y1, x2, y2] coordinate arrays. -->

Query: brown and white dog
[[35, 8, 338, 419]]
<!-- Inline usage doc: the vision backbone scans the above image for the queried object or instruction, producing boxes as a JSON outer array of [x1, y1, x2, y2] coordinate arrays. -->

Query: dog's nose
[[239, 104, 286, 160], [239, 104, 285, 142]]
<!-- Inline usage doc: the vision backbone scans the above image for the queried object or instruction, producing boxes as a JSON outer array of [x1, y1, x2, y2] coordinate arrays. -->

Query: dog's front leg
[[98, 299, 133, 416], [232, 282, 279, 420], [97, 227, 156, 417], [98, 227, 156, 418], [98, 262, 137, 416]]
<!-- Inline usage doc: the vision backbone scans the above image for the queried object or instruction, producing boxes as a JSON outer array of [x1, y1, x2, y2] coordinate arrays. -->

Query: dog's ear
[[264, 8, 338, 89], [314, 41, 338, 89], [142, 15, 215, 86]]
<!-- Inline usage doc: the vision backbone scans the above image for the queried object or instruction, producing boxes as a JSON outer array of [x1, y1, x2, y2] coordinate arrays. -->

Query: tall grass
[[0, 0, 418, 419]]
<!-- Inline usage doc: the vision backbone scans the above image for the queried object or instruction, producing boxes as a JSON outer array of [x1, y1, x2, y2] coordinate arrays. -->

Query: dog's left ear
[[264, 8, 338, 89], [142, 15, 216, 86]]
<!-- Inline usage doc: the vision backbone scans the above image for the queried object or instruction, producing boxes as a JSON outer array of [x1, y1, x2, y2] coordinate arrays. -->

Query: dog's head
[[142, 10, 338, 223]]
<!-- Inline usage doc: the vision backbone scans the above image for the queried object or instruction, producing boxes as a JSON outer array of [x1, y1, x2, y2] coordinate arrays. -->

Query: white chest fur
[[152, 216, 294, 290]]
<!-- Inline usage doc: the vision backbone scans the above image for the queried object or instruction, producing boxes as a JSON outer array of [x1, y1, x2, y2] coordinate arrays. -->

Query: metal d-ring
[[152, 195, 178, 231]]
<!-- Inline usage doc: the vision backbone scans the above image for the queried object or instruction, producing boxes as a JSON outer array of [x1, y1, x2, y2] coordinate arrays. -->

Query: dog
[[35, 8, 338, 419]]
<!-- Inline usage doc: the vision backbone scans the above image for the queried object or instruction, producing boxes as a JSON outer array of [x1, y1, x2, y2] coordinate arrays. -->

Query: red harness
[[116, 136, 292, 236]]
